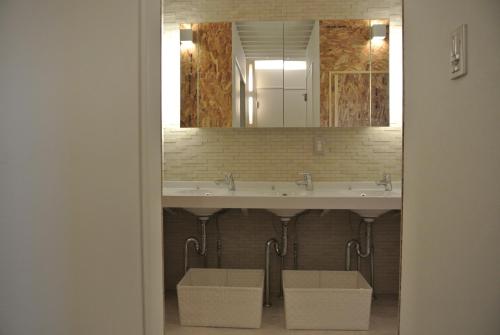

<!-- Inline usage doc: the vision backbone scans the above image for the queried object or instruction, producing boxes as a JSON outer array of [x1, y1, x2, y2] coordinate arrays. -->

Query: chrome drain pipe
[[264, 238, 279, 307], [293, 241, 299, 270], [345, 218, 375, 293], [184, 216, 209, 273], [215, 215, 222, 268], [264, 218, 289, 307]]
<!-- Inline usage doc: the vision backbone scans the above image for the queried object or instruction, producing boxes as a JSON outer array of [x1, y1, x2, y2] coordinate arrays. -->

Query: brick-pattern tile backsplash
[[163, 127, 402, 182], [163, 0, 402, 24], [164, 209, 401, 295]]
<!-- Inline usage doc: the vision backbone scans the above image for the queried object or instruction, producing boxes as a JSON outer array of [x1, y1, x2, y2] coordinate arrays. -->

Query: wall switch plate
[[450, 24, 467, 79], [313, 136, 325, 155]]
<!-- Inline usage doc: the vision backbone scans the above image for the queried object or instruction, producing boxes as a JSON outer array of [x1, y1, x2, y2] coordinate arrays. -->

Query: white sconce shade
[[180, 28, 193, 43], [371, 24, 387, 40]]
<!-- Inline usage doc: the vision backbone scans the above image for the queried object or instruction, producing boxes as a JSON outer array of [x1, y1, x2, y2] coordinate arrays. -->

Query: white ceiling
[[235, 20, 314, 60]]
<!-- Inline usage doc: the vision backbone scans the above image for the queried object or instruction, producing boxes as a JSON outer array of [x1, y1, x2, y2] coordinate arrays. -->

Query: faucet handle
[[298, 172, 312, 179], [297, 172, 313, 190], [378, 172, 388, 181], [224, 171, 236, 182], [377, 173, 392, 191], [223, 172, 236, 191]]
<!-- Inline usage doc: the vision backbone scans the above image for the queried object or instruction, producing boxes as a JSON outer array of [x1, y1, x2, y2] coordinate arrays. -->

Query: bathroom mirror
[[164, 17, 401, 128]]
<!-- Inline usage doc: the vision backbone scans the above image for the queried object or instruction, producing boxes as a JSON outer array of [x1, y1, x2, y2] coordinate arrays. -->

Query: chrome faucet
[[376, 173, 392, 191], [296, 172, 313, 191], [215, 172, 236, 191]]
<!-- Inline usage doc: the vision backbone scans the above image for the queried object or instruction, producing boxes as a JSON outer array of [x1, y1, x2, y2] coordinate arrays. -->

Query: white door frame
[[139, 0, 164, 334]]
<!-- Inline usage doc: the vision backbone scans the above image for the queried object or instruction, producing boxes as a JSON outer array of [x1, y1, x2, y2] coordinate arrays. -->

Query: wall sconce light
[[180, 28, 193, 46], [371, 24, 387, 40]]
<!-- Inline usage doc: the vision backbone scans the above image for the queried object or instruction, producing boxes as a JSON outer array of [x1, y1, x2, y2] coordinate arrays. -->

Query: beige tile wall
[[163, 0, 402, 24], [164, 209, 401, 295], [163, 127, 402, 182]]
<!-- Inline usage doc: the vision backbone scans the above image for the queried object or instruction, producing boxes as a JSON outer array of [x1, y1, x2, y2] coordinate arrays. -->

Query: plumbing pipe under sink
[[184, 216, 209, 273], [345, 218, 376, 297], [264, 217, 289, 307]]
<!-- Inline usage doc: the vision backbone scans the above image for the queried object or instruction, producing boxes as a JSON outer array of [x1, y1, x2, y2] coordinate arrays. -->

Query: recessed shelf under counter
[[162, 181, 401, 211]]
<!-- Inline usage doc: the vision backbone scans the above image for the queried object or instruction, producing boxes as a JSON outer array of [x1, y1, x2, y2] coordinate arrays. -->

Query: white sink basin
[[272, 190, 309, 197], [267, 209, 305, 218], [184, 208, 221, 217], [175, 188, 228, 196], [347, 188, 398, 219], [162, 181, 402, 214], [357, 190, 388, 197], [350, 209, 391, 219]]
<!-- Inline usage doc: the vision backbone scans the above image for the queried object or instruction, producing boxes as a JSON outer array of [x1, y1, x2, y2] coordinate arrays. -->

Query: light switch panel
[[450, 24, 467, 79], [313, 136, 325, 155]]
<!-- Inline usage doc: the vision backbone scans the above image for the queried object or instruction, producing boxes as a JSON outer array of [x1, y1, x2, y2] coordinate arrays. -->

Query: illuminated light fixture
[[255, 60, 281, 70], [254, 60, 307, 71], [248, 97, 254, 125], [248, 64, 253, 92], [371, 24, 387, 40], [180, 28, 193, 44], [284, 61, 307, 70]]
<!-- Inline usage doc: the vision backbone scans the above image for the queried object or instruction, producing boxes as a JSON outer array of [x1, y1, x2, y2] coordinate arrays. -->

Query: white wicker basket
[[177, 268, 264, 329], [283, 270, 372, 330]]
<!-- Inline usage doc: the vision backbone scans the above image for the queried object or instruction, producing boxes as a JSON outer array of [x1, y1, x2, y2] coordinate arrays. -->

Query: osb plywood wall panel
[[198, 22, 232, 127], [371, 73, 390, 126], [180, 22, 232, 127], [320, 20, 371, 72], [319, 19, 389, 127], [163, 127, 402, 182], [320, 20, 371, 127], [335, 73, 371, 127], [180, 25, 198, 127], [164, 208, 401, 295]]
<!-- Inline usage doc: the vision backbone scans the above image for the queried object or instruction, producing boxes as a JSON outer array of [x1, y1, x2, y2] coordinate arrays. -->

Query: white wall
[[255, 68, 283, 127], [401, 0, 500, 334], [255, 67, 307, 127], [232, 23, 247, 128], [305, 20, 320, 127], [284, 69, 307, 127], [0, 0, 162, 334]]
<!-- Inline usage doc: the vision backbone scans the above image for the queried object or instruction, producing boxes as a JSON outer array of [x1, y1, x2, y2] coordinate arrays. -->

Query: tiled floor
[[165, 291, 399, 335]]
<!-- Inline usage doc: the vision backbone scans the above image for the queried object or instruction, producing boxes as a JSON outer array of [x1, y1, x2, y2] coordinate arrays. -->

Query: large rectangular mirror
[[165, 18, 400, 128]]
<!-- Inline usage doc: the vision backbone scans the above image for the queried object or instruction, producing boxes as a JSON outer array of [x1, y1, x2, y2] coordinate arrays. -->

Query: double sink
[[162, 181, 401, 219]]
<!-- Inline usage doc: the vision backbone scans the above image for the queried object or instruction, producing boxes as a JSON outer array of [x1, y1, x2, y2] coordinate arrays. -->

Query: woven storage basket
[[177, 268, 264, 328], [283, 270, 372, 330]]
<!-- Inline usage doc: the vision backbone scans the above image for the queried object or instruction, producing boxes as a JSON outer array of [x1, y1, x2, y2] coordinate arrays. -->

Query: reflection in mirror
[[282, 21, 315, 127], [320, 20, 390, 127], [167, 18, 400, 128], [180, 22, 233, 127], [236, 21, 285, 128], [239, 21, 315, 128]]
